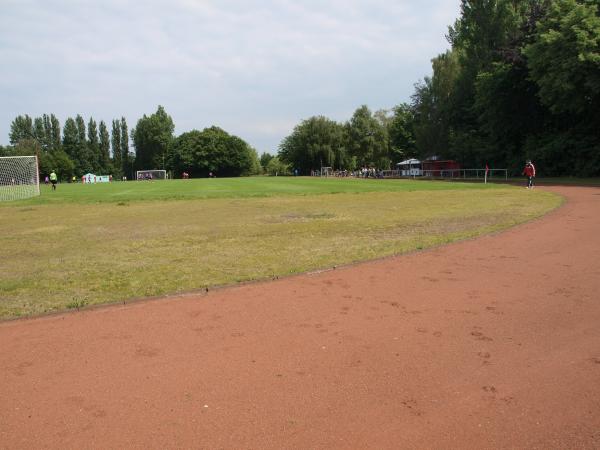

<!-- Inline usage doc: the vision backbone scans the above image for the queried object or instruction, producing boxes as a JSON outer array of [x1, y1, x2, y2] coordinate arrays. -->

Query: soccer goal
[[136, 169, 167, 180], [0, 156, 40, 202], [320, 166, 333, 177]]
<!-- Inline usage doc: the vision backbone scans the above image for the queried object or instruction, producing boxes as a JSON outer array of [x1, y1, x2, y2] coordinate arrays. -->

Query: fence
[[381, 169, 508, 181], [310, 168, 508, 181]]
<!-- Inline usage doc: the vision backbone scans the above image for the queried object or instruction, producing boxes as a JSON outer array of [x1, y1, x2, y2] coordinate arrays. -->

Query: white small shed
[[396, 159, 422, 176]]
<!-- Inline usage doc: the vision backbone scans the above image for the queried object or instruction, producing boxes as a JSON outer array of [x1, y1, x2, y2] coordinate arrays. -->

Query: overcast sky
[[0, 0, 459, 153]]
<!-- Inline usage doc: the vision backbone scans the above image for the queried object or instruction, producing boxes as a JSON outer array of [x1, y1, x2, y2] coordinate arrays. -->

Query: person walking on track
[[523, 160, 536, 189]]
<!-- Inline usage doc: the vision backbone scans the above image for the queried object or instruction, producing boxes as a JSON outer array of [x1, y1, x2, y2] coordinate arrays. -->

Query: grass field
[[503, 177, 600, 186], [0, 177, 562, 319]]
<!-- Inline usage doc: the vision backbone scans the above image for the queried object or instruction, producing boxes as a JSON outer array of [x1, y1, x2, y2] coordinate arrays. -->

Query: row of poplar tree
[[278, 0, 600, 177], [2, 114, 132, 180], [1, 106, 264, 180]]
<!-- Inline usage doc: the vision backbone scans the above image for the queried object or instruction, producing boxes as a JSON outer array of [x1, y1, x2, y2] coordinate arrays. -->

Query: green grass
[[500, 177, 600, 186], [0, 177, 562, 319], [4, 176, 511, 206]]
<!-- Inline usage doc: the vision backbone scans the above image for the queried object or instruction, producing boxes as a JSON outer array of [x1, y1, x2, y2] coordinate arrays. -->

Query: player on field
[[523, 160, 536, 189], [49, 170, 58, 191]]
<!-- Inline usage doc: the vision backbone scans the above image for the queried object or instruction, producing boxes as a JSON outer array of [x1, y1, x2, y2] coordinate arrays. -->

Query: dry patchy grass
[[0, 187, 561, 318]]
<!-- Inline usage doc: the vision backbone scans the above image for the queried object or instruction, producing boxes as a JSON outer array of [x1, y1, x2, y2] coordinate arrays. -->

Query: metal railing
[[381, 169, 508, 181]]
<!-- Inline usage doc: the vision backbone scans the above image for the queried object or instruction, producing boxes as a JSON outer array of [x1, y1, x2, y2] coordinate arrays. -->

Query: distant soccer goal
[[320, 166, 333, 177], [136, 169, 167, 181], [0, 156, 40, 202]]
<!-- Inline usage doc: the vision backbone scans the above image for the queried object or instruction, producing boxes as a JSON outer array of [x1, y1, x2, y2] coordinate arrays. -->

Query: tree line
[[2, 113, 133, 180], [276, 104, 413, 175], [3, 1, 597, 179], [1, 106, 263, 180], [278, 0, 599, 176]]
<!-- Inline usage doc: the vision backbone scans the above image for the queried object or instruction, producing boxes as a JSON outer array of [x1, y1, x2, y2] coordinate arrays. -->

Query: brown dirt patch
[[1, 186, 599, 448]]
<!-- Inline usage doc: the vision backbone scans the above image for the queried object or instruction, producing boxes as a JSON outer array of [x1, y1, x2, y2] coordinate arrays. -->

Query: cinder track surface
[[1, 186, 599, 449]]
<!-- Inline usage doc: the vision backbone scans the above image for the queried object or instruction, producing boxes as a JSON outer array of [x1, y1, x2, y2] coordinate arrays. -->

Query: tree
[[442, 1, 533, 165], [0, 145, 13, 157], [111, 119, 122, 178], [524, 0, 600, 116], [388, 103, 417, 164], [120, 118, 131, 179], [75, 115, 93, 174], [49, 114, 61, 151], [278, 116, 347, 173], [132, 105, 174, 170], [87, 118, 100, 172], [169, 127, 254, 178], [404, 0, 598, 175], [345, 106, 388, 168], [99, 120, 111, 173], [62, 117, 81, 173], [33, 117, 45, 149], [260, 152, 274, 172], [9, 115, 33, 144], [265, 157, 291, 176], [13, 139, 42, 159], [247, 147, 262, 175], [474, 61, 545, 171], [42, 114, 52, 151], [42, 149, 75, 181], [12, 139, 73, 181]]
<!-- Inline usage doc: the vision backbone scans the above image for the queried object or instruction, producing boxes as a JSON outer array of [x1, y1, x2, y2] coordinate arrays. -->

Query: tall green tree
[[247, 147, 262, 175], [74, 115, 93, 174], [42, 114, 52, 150], [265, 157, 291, 176], [0, 144, 14, 157], [132, 105, 174, 170], [33, 117, 45, 150], [169, 127, 254, 177], [49, 114, 61, 151], [278, 116, 347, 173], [9, 115, 33, 144], [345, 105, 388, 168], [259, 152, 274, 172], [120, 117, 131, 179], [524, 0, 600, 116], [87, 118, 100, 172], [388, 103, 417, 164], [522, 0, 600, 175], [99, 120, 111, 173], [62, 117, 80, 173], [111, 119, 122, 178]]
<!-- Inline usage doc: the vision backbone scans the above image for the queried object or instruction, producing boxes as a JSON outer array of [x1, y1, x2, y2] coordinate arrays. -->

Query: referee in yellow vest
[[49, 170, 58, 191]]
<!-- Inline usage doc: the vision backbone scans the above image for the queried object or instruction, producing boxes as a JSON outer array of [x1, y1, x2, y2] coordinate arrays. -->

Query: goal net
[[320, 166, 333, 177], [136, 169, 166, 180], [0, 156, 40, 202]]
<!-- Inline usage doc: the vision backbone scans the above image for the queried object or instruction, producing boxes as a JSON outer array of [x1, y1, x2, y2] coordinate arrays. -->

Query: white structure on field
[[136, 170, 166, 180], [396, 159, 422, 176], [83, 173, 111, 183], [0, 156, 40, 201]]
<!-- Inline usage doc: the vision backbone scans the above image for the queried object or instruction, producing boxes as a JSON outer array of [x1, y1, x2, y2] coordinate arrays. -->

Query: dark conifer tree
[[111, 119, 122, 178], [99, 120, 111, 174]]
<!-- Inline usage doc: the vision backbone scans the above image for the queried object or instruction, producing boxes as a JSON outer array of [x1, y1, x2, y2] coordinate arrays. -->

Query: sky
[[0, 0, 460, 154]]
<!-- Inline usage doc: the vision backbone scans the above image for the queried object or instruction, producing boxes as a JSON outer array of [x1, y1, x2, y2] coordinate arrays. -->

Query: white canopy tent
[[396, 159, 422, 176]]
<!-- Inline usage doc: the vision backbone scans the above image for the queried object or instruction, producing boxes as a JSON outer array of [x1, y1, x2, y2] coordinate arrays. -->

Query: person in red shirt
[[523, 160, 536, 189]]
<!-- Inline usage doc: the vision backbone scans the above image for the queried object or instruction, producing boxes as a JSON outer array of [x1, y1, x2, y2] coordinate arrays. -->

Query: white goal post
[[320, 166, 333, 177], [0, 156, 40, 202], [136, 169, 167, 180]]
